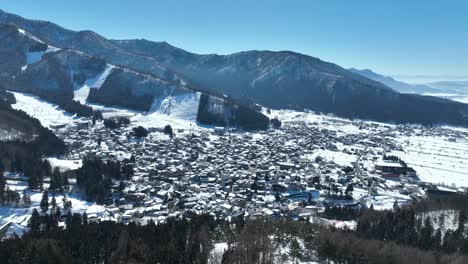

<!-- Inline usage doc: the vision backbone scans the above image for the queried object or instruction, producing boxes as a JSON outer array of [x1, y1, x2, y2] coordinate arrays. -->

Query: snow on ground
[[266, 108, 468, 188], [73, 64, 115, 103], [263, 108, 390, 136], [18, 27, 45, 44], [149, 92, 201, 122], [209, 242, 228, 264], [89, 102, 203, 131], [12, 88, 204, 130], [391, 135, 468, 187], [419, 210, 460, 235], [0, 186, 95, 237], [10, 92, 82, 128], [47, 158, 82, 172], [305, 150, 357, 167], [21, 46, 61, 71]]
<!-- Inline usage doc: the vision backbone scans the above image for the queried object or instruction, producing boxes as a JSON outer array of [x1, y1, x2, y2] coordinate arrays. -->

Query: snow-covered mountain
[[0, 23, 268, 130], [1, 9, 468, 127]]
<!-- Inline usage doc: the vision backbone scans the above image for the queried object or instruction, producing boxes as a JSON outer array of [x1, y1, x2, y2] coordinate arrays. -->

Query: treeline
[[0, 172, 31, 206], [0, 115, 65, 190], [2, 212, 466, 264], [356, 198, 468, 254], [323, 205, 360, 221], [0, 214, 217, 264], [29, 192, 74, 234], [87, 69, 155, 111], [0, 89, 16, 105], [76, 155, 133, 203], [197, 94, 270, 131], [103, 117, 130, 129], [0, 91, 66, 190], [17, 86, 101, 118], [317, 228, 468, 264]]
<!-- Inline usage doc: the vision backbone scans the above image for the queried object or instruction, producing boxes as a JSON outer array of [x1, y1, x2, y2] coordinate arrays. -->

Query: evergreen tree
[[290, 238, 302, 263], [83, 212, 88, 225], [40, 191, 49, 212], [132, 126, 148, 138], [22, 190, 31, 205], [30, 208, 41, 233], [0, 171, 6, 200], [458, 209, 467, 232], [275, 192, 281, 202], [14, 154, 22, 172], [164, 125, 174, 139], [433, 228, 442, 250], [51, 196, 57, 210], [63, 174, 69, 191], [50, 167, 63, 193], [345, 184, 354, 196]]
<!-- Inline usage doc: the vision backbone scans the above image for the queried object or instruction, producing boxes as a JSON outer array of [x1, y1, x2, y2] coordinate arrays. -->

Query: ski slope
[[149, 92, 201, 122], [73, 64, 115, 103], [10, 92, 78, 128]]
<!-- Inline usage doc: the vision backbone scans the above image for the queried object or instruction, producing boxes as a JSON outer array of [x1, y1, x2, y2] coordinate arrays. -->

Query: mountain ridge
[[349, 68, 443, 94], [1, 9, 468, 127]]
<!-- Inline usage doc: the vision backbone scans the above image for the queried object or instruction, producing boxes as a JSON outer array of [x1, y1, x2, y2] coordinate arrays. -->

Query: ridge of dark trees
[[197, 94, 269, 130], [0, 89, 66, 189], [1, 210, 468, 264], [103, 117, 130, 129], [75, 155, 133, 203]]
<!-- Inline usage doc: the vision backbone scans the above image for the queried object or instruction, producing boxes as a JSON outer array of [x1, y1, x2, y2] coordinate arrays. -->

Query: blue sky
[[2, 0, 467, 79]]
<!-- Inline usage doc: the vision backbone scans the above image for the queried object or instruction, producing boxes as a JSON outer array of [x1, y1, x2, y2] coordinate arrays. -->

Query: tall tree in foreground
[[40, 190, 49, 213]]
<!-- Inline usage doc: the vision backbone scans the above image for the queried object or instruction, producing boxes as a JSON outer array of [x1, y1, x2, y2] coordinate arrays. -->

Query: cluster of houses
[[51, 115, 467, 225]]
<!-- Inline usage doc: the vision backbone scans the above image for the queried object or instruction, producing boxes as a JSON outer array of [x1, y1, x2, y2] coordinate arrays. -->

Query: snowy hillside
[[73, 64, 115, 103], [10, 92, 79, 128], [17, 27, 61, 70], [149, 92, 201, 122]]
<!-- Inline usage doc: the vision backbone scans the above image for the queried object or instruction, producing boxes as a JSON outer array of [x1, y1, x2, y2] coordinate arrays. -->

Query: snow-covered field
[[47, 158, 83, 172], [0, 183, 98, 237], [391, 135, 468, 187], [89, 102, 202, 130], [10, 92, 81, 128]]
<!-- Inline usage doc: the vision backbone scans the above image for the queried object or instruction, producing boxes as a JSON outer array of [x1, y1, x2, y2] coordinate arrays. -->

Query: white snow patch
[[0, 191, 95, 237], [74, 64, 115, 103], [390, 135, 468, 187], [88, 97, 203, 131], [305, 150, 357, 167], [10, 91, 84, 129], [149, 92, 201, 122], [47, 158, 82, 172], [24, 46, 61, 67]]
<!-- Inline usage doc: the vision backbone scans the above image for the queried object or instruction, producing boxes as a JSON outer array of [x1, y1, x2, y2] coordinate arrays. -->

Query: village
[[44, 109, 468, 227]]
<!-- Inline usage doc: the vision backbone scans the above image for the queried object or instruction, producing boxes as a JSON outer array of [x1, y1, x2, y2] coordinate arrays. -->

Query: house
[[375, 161, 406, 177]]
